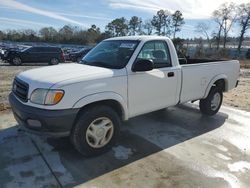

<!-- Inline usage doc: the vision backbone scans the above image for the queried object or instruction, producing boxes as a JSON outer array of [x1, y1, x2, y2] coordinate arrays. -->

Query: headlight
[[30, 89, 64, 105]]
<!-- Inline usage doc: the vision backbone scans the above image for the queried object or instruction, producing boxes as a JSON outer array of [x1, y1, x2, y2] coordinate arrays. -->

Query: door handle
[[167, 72, 174, 77]]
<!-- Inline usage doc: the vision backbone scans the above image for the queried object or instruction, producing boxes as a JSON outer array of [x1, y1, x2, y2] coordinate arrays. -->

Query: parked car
[[62, 48, 74, 61], [0, 48, 5, 60], [63, 52, 71, 61], [4, 46, 65, 65], [69, 48, 92, 62], [9, 36, 240, 156], [1, 47, 20, 62]]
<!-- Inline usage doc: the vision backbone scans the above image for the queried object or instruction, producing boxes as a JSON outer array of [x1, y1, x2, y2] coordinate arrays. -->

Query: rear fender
[[203, 74, 228, 98]]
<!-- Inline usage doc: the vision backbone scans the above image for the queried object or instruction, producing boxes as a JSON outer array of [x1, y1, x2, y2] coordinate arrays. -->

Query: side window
[[29, 47, 43, 52], [28, 47, 37, 52], [137, 41, 171, 68], [49, 48, 60, 53], [38, 47, 46, 52]]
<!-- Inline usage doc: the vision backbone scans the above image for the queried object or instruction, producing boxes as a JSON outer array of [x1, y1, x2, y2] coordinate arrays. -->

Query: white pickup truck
[[9, 36, 239, 156]]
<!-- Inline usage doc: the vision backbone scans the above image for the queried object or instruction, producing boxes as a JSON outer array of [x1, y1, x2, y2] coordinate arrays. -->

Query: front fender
[[72, 91, 128, 120], [203, 74, 228, 98]]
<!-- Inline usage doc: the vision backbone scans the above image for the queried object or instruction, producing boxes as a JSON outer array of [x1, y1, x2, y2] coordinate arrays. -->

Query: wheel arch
[[12, 54, 22, 60], [73, 92, 128, 121], [204, 74, 228, 98]]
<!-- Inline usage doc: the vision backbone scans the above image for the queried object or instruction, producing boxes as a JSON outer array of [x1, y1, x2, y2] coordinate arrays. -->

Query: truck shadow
[[0, 104, 228, 187], [41, 104, 228, 187]]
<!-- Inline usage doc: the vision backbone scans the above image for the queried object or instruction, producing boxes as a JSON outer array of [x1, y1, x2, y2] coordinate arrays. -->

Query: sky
[[0, 0, 249, 38]]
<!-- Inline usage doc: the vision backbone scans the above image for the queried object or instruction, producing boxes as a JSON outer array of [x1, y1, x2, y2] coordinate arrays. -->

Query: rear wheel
[[77, 57, 82, 63], [199, 87, 223, 116], [49, 58, 59, 65], [11, 56, 22, 66], [71, 105, 121, 156]]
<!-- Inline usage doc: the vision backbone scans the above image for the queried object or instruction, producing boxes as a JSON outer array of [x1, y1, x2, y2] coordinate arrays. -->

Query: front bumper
[[9, 92, 79, 137]]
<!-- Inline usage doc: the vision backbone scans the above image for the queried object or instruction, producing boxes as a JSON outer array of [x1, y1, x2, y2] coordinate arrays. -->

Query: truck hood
[[17, 63, 121, 89]]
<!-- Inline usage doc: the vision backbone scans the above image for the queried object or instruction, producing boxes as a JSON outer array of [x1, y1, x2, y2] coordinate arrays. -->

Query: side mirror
[[132, 59, 154, 72]]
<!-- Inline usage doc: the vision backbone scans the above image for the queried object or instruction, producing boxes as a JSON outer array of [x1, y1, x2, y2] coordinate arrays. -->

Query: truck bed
[[178, 59, 239, 103]]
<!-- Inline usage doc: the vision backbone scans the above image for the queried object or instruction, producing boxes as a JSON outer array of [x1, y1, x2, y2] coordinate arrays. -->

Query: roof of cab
[[104, 35, 170, 42]]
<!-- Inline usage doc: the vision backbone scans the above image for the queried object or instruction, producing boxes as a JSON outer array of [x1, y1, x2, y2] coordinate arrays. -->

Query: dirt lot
[[224, 68, 250, 111], [0, 60, 250, 112], [0, 63, 37, 110]]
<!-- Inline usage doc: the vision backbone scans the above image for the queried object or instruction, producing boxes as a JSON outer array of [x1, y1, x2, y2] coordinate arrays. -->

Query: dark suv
[[69, 48, 92, 62], [4, 46, 65, 65]]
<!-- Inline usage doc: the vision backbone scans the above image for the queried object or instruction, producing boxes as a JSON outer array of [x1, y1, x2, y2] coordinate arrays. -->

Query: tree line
[[196, 2, 250, 53], [0, 2, 249, 54], [0, 9, 184, 45]]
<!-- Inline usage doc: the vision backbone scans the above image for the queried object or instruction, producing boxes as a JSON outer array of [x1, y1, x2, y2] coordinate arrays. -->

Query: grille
[[13, 77, 29, 102]]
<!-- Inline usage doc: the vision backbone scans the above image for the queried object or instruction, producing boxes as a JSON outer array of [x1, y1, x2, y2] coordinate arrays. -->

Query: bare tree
[[212, 3, 236, 49], [237, 3, 250, 53], [195, 23, 211, 49], [221, 3, 236, 48], [212, 10, 223, 49], [39, 27, 57, 41]]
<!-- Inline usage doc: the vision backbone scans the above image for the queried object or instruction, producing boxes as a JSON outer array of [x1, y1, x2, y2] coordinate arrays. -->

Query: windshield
[[80, 40, 139, 69], [21, 46, 31, 52]]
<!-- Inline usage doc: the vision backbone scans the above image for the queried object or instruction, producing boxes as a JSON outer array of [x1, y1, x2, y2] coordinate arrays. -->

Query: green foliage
[[106, 17, 128, 37], [172, 10, 185, 38], [0, 25, 106, 45], [3, 29, 40, 42], [194, 40, 205, 58], [143, 19, 153, 35], [39, 27, 57, 41], [172, 38, 186, 57], [128, 16, 143, 35], [151, 9, 172, 36]]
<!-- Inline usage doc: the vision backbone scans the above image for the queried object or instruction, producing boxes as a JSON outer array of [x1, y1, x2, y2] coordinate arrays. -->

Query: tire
[[11, 56, 22, 66], [77, 57, 82, 63], [71, 105, 121, 156], [199, 87, 223, 116], [49, 58, 59, 65]]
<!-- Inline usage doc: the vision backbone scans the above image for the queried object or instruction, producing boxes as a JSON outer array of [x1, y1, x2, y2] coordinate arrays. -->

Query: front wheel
[[77, 57, 82, 63], [199, 87, 223, 116], [71, 105, 121, 156], [11, 56, 22, 66]]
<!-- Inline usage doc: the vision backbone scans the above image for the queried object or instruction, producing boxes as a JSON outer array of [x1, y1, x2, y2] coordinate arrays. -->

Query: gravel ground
[[0, 61, 68, 110], [224, 69, 250, 111], [0, 60, 249, 111]]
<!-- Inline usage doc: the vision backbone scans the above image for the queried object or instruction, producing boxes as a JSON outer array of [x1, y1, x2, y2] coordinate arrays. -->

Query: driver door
[[23, 47, 39, 62], [128, 40, 179, 117]]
